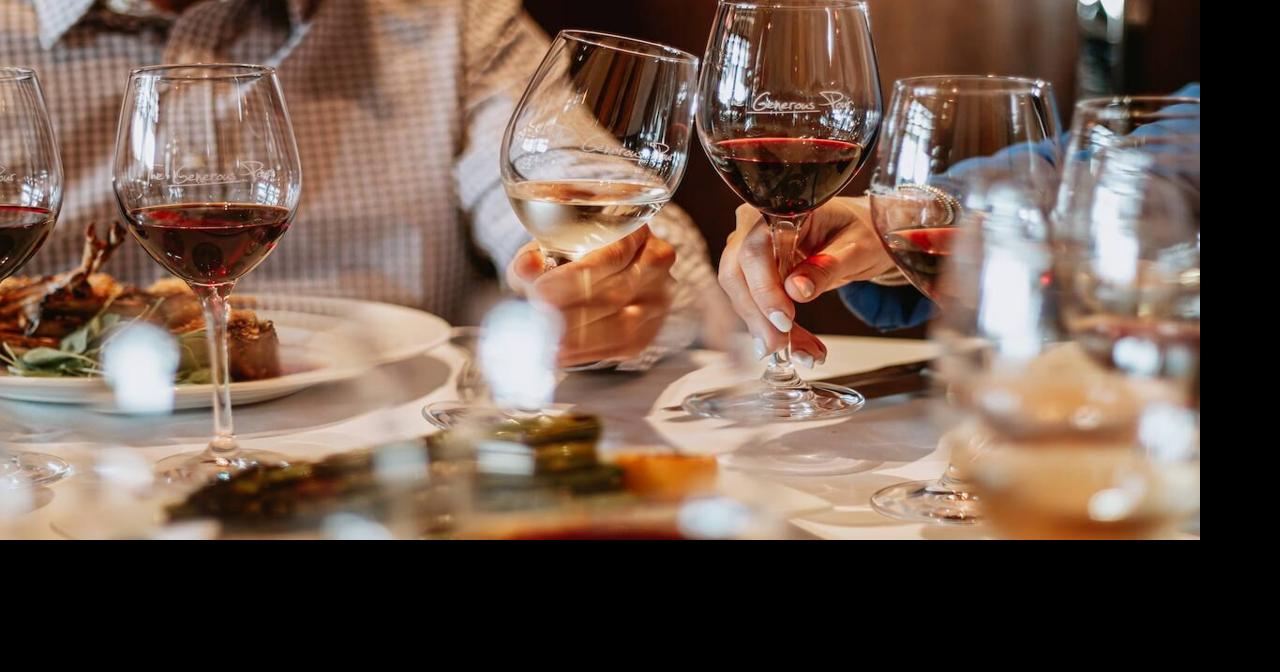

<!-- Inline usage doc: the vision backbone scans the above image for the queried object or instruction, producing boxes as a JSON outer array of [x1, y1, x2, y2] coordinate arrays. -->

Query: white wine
[[507, 180, 670, 263]]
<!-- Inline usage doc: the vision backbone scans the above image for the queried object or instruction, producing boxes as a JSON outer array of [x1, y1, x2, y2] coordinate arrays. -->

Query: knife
[[662, 358, 935, 412]]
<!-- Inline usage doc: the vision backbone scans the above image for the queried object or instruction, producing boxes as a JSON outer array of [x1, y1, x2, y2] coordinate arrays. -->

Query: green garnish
[[0, 296, 211, 384]]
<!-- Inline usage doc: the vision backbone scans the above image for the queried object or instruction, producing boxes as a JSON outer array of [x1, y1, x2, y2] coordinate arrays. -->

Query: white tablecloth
[[5, 336, 1000, 540]]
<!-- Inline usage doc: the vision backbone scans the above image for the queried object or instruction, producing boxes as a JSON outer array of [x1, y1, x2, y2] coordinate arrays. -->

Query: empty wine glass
[[950, 185, 1200, 540], [1053, 96, 1200, 388]]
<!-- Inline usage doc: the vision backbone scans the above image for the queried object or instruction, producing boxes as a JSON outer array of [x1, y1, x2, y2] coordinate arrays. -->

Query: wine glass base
[[1, 451, 73, 489], [424, 402, 502, 430], [870, 479, 982, 526], [422, 401, 571, 431], [155, 449, 290, 487], [682, 382, 865, 422]]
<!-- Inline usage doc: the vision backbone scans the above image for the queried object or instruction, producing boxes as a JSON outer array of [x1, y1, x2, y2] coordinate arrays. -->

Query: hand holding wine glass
[[507, 225, 676, 368], [718, 196, 897, 363], [425, 30, 698, 429], [499, 30, 697, 368], [683, 0, 883, 427]]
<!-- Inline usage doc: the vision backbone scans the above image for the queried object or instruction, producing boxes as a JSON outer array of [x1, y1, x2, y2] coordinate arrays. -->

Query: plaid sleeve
[[453, 0, 549, 274]]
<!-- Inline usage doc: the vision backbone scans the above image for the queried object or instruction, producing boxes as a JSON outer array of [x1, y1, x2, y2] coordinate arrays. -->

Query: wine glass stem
[[540, 245, 571, 272], [763, 214, 805, 389], [193, 283, 238, 456]]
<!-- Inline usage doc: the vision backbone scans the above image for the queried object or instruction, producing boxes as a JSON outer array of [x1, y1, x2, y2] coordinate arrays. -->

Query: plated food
[[1, 223, 280, 383], [0, 224, 452, 409]]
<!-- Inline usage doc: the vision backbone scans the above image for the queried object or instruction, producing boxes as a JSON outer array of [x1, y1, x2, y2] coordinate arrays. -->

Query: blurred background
[[523, 0, 1201, 339]]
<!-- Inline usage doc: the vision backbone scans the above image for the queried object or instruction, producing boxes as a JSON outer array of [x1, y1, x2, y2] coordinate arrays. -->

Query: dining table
[[1, 334, 1041, 540]]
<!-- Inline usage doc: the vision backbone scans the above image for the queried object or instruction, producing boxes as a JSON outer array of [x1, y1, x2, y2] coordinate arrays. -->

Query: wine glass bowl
[[111, 64, 302, 485], [683, 0, 882, 426], [501, 30, 698, 267], [869, 75, 1061, 305]]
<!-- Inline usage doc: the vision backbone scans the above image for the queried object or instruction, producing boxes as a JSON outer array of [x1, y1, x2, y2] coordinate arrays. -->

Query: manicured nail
[[793, 352, 814, 369], [790, 276, 815, 300], [816, 352, 827, 366], [767, 310, 793, 333], [753, 337, 768, 360]]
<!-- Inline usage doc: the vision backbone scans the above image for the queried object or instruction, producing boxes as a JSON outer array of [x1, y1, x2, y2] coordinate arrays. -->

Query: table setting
[[1, 0, 1199, 541]]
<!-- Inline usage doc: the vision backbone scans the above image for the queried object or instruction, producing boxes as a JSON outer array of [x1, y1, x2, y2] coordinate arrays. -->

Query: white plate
[[0, 294, 451, 409]]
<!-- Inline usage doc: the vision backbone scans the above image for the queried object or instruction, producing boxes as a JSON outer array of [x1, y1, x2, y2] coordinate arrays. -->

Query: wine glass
[[502, 30, 698, 267], [682, 0, 882, 422], [426, 31, 699, 429], [867, 75, 1062, 524], [1053, 96, 1200, 386], [1, 66, 72, 489], [112, 64, 302, 485], [945, 185, 1200, 539]]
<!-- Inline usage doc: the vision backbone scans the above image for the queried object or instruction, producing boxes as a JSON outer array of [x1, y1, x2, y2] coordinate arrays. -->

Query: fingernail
[[816, 352, 827, 366], [790, 276, 815, 300], [753, 337, 768, 360], [767, 310, 793, 333], [793, 352, 814, 369]]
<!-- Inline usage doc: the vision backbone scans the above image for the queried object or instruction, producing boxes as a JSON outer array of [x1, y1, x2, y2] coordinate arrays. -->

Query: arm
[[453, 0, 550, 273]]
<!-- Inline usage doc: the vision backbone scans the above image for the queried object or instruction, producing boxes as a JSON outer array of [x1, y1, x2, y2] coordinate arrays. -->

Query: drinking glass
[[1053, 96, 1200, 387], [112, 64, 302, 485], [502, 30, 698, 267], [947, 183, 1200, 540], [867, 75, 1062, 524], [1, 67, 72, 489], [682, 0, 883, 422]]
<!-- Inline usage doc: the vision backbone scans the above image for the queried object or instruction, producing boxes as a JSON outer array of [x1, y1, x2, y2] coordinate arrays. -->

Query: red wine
[[881, 227, 957, 300], [708, 138, 863, 216], [126, 203, 292, 285], [0, 205, 55, 281]]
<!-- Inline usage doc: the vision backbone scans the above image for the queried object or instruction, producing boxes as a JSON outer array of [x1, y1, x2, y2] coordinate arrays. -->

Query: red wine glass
[[867, 75, 1062, 524], [112, 64, 302, 485], [682, 0, 883, 430], [1, 67, 72, 489]]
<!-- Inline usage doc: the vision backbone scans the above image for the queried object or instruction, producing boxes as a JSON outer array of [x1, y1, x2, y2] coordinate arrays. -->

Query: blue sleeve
[[837, 282, 936, 332], [839, 84, 1198, 330]]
